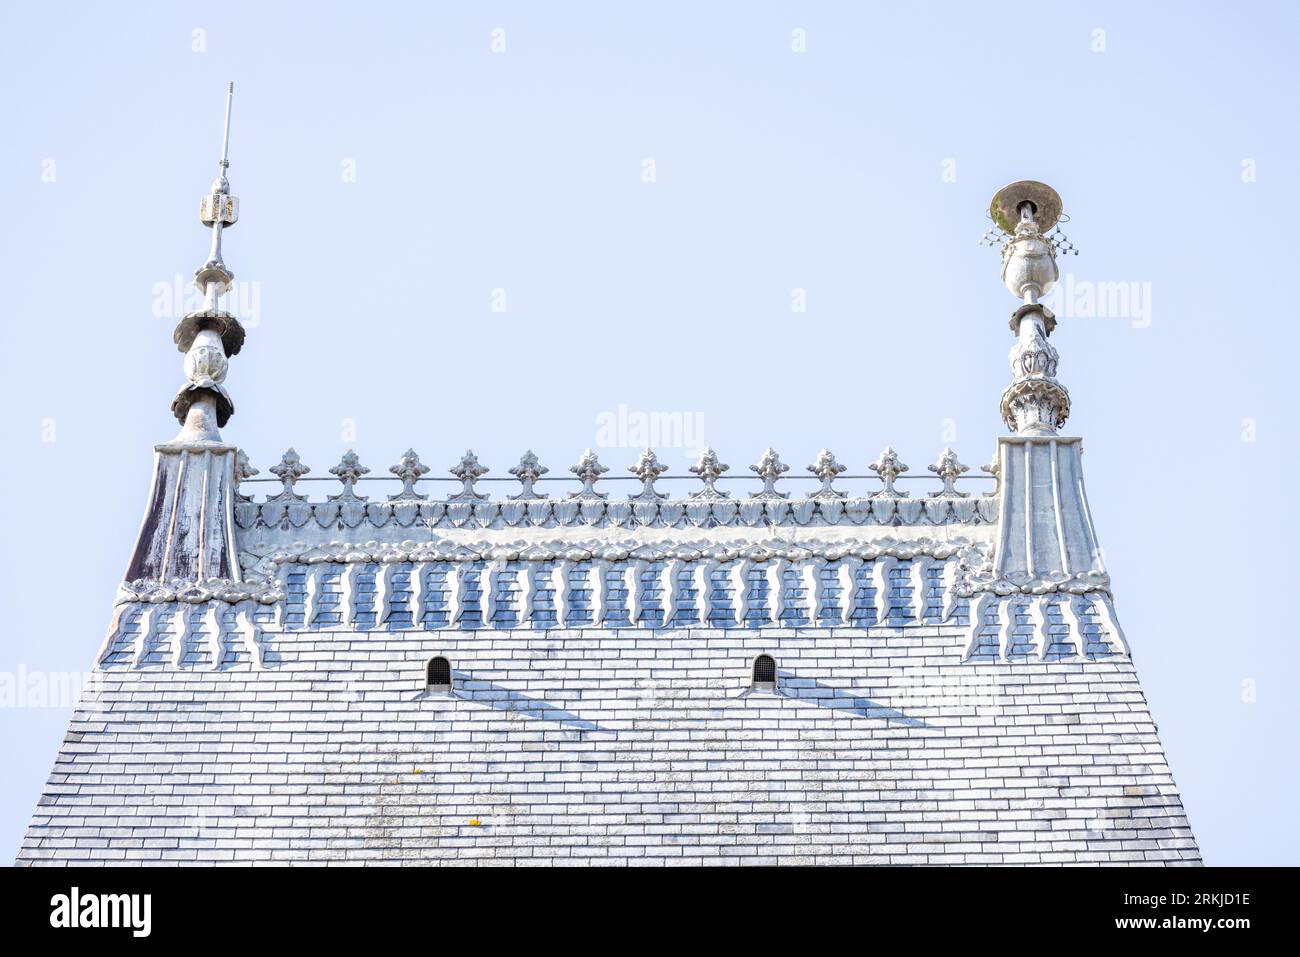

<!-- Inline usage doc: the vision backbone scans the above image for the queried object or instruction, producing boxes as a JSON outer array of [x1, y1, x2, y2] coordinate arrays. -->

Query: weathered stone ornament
[[569, 449, 609, 500], [509, 450, 549, 500], [928, 448, 969, 497], [807, 449, 847, 500], [329, 451, 369, 501], [749, 448, 789, 499], [689, 447, 730, 499], [449, 450, 489, 501], [389, 449, 430, 501], [629, 449, 669, 501], [868, 447, 909, 498], [269, 449, 310, 501]]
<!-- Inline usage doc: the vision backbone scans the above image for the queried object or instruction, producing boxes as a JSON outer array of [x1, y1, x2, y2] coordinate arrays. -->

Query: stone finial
[[269, 449, 310, 501], [928, 448, 969, 498], [629, 449, 669, 501], [389, 449, 430, 501], [449, 450, 489, 502], [569, 450, 609, 500], [868, 447, 909, 498], [980, 453, 1000, 497], [749, 448, 789, 500], [689, 447, 730, 499], [807, 449, 846, 500], [329, 450, 370, 501], [234, 449, 258, 484], [984, 181, 1073, 436], [233, 449, 258, 503], [509, 450, 549, 500]]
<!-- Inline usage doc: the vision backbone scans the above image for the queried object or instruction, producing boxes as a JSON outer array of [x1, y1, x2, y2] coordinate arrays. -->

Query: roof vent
[[426, 656, 452, 692]]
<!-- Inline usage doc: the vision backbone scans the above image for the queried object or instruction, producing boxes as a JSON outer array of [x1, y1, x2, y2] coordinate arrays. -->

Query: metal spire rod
[[219, 81, 234, 170]]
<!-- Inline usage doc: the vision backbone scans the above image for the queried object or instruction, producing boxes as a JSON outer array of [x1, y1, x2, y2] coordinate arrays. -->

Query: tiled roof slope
[[17, 563, 1198, 865]]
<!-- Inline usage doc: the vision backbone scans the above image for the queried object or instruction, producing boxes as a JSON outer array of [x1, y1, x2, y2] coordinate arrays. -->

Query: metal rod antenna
[[219, 81, 234, 170]]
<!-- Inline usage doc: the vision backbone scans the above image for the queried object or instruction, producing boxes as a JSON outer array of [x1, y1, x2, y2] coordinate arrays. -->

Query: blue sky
[[2, 1, 1297, 864]]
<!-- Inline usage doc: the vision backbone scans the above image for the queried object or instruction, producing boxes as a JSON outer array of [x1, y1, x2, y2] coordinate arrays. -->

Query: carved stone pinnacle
[[689, 447, 730, 500], [509, 450, 549, 500], [749, 448, 789, 500], [569, 450, 609, 500], [868, 447, 909, 499]]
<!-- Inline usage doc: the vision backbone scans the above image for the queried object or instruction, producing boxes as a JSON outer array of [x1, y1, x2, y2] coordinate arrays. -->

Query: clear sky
[[2, 1, 1297, 864]]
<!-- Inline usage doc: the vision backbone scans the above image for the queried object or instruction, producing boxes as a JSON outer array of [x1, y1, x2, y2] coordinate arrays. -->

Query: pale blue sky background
[[2, 1, 1297, 864]]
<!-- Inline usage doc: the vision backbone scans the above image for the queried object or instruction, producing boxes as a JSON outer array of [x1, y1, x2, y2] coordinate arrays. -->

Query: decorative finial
[[389, 449, 430, 501], [234, 448, 258, 484], [569, 450, 609, 500], [749, 448, 789, 500], [984, 181, 1073, 435], [927, 448, 969, 497], [868, 447, 909, 498], [329, 451, 370, 501], [170, 82, 244, 444], [807, 449, 847, 500], [689, 448, 730, 499], [269, 449, 309, 501], [234, 449, 258, 502], [449, 450, 490, 501], [509, 451, 549, 500], [629, 449, 669, 501], [980, 453, 1000, 497]]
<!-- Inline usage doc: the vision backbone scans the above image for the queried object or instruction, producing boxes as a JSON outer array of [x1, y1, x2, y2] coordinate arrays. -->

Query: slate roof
[[16, 483, 1200, 865], [17, 556, 1198, 865]]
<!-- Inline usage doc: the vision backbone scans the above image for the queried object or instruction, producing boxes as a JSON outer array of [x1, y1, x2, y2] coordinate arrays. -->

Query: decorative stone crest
[[927, 448, 969, 497], [569, 449, 609, 500], [268, 448, 310, 502], [449, 450, 489, 502], [509, 450, 548, 500], [329, 450, 369, 501], [234, 449, 258, 502], [749, 448, 788, 499], [980, 453, 1000, 497], [389, 449, 429, 501], [807, 449, 847, 500], [689, 447, 730, 499], [868, 447, 909, 498], [629, 449, 668, 501]]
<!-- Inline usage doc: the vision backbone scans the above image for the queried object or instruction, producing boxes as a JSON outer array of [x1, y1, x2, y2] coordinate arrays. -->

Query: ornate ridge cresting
[[222, 444, 1000, 535], [230, 484, 1000, 532]]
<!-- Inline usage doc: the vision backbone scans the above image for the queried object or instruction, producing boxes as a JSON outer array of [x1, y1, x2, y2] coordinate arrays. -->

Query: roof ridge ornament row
[[244, 446, 979, 503]]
